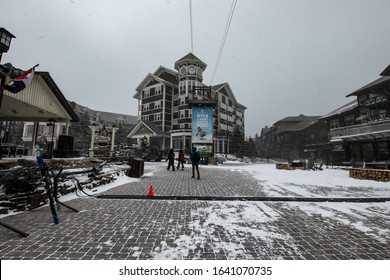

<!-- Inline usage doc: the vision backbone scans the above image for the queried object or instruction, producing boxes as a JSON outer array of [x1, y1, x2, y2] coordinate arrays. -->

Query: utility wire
[[210, 0, 237, 85], [189, 0, 194, 53]]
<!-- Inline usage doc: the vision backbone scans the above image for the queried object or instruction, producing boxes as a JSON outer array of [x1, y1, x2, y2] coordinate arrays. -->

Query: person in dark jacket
[[189, 146, 200, 179], [166, 149, 175, 171], [177, 149, 185, 171]]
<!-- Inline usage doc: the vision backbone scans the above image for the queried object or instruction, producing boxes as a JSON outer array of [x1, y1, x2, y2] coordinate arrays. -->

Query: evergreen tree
[[69, 109, 91, 154], [114, 122, 129, 148], [230, 126, 245, 157], [245, 136, 258, 158]]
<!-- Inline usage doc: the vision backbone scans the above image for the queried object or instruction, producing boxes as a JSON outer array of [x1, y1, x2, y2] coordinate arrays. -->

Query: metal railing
[[330, 119, 390, 139]]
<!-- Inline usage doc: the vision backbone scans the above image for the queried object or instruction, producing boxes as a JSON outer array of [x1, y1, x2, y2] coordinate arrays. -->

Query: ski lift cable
[[211, 0, 237, 84], [210, 0, 238, 85], [189, 0, 194, 53]]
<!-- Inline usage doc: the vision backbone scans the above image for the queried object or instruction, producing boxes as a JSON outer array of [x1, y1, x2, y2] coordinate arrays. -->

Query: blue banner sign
[[192, 107, 213, 144]]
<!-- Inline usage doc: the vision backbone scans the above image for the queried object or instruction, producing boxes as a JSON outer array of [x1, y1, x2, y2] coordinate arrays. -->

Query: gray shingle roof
[[319, 99, 358, 120], [380, 64, 390, 76], [346, 76, 390, 97]]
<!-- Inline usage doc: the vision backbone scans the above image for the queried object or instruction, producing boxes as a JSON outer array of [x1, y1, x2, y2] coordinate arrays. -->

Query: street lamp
[[47, 118, 56, 157], [89, 122, 98, 158], [0, 28, 15, 160], [110, 124, 118, 156], [0, 28, 15, 55]]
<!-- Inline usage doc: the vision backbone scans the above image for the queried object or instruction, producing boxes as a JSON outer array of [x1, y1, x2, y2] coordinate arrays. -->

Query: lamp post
[[0, 28, 15, 54], [89, 122, 97, 158], [0, 28, 16, 107], [0, 28, 15, 160], [225, 130, 229, 157], [110, 124, 118, 156], [47, 118, 56, 157]]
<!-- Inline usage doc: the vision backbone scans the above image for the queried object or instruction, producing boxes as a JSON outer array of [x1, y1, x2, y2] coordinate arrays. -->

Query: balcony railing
[[330, 119, 390, 140], [361, 95, 388, 106], [188, 86, 217, 108], [368, 112, 389, 122]]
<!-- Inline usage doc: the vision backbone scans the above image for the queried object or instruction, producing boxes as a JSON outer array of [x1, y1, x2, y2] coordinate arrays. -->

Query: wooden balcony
[[361, 95, 388, 107], [330, 119, 390, 141], [188, 86, 217, 108]]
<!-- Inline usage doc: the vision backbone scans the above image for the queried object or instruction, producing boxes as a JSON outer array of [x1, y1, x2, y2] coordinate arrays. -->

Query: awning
[[331, 130, 390, 142], [0, 72, 78, 122]]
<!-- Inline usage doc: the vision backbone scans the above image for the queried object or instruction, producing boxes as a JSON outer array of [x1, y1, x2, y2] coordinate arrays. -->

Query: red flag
[[0, 66, 36, 94]]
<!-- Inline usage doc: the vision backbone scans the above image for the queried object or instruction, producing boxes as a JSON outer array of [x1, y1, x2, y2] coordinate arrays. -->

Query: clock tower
[[175, 52, 207, 83], [170, 53, 207, 150]]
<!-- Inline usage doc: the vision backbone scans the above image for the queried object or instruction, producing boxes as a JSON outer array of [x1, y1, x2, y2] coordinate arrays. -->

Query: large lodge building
[[259, 64, 390, 167], [129, 53, 246, 153]]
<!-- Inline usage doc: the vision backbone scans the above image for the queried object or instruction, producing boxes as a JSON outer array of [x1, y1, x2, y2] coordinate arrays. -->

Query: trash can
[[128, 157, 144, 178], [200, 156, 209, 165], [16, 146, 25, 157]]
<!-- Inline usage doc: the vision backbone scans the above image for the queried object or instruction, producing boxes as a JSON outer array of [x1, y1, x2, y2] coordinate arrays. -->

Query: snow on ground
[[149, 162, 390, 259], [150, 200, 301, 259], [217, 162, 390, 198], [1, 160, 390, 260]]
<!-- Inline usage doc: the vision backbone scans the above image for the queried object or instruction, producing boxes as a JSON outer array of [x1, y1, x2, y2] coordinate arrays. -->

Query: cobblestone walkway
[[1, 163, 389, 260]]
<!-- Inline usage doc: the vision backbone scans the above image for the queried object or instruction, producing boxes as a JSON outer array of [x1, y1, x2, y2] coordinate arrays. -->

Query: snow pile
[[151, 201, 301, 260]]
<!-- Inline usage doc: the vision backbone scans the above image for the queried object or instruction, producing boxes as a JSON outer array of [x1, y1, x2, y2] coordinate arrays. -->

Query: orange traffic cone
[[147, 185, 154, 197]]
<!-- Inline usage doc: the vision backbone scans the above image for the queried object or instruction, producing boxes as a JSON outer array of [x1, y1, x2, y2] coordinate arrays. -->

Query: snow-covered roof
[[319, 99, 358, 120]]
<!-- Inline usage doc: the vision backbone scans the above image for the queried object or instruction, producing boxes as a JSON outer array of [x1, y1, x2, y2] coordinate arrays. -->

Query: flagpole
[[0, 63, 39, 159], [0, 63, 39, 85], [0, 63, 39, 89], [0, 27, 16, 160]]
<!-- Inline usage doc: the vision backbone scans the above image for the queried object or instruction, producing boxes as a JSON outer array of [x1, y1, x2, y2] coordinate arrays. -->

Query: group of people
[[166, 147, 200, 179]]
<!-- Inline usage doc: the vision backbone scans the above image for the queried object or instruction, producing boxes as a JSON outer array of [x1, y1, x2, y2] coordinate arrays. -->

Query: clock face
[[188, 65, 196, 75], [196, 67, 202, 76], [179, 66, 187, 76]]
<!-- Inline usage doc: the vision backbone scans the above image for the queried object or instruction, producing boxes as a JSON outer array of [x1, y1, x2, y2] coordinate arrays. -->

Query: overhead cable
[[210, 0, 238, 85], [189, 0, 194, 53]]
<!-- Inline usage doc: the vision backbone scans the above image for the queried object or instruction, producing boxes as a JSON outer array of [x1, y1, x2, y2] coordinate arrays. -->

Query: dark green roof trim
[[36, 72, 79, 122]]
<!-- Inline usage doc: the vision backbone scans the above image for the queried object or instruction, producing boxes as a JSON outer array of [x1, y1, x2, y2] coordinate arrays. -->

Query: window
[[172, 138, 183, 150], [369, 108, 388, 121], [48, 125, 54, 135], [154, 101, 161, 109], [143, 89, 150, 98], [27, 125, 34, 135], [377, 141, 389, 159], [142, 115, 149, 122], [330, 118, 339, 129], [38, 125, 44, 135], [143, 103, 149, 111], [358, 95, 366, 106], [154, 113, 161, 121], [344, 114, 354, 125]]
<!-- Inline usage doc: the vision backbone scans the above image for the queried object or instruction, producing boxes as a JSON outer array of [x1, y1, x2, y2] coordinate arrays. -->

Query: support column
[[31, 122, 39, 156], [110, 127, 118, 156], [89, 125, 96, 158], [64, 121, 70, 135]]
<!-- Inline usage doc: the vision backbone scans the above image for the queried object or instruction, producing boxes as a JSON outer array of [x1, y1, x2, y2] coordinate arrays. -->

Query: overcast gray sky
[[2, 0, 390, 136]]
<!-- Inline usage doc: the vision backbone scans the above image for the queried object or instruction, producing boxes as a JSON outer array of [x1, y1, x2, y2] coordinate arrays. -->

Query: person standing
[[166, 149, 175, 171], [190, 146, 200, 179], [177, 149, 185, 171]]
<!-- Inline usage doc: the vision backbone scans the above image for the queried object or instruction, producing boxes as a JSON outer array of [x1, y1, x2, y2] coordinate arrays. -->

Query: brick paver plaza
[[0, 162, 389, 260]]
